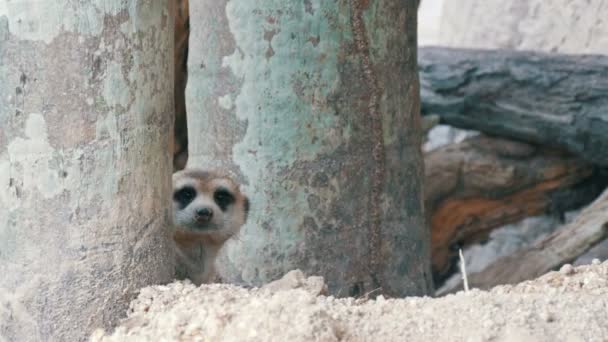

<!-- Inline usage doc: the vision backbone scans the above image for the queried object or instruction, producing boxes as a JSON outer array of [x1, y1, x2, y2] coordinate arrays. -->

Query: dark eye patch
[[214, 187, 234, 211], [174, 186, 196, 209]]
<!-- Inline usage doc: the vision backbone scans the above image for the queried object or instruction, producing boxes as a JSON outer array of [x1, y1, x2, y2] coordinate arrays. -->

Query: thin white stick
[[459, 248, 469, 292]]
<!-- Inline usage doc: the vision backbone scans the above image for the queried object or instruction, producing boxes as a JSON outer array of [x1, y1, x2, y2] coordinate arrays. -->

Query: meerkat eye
[[174, 186, 196, 208], [214, 188, 234, 211]]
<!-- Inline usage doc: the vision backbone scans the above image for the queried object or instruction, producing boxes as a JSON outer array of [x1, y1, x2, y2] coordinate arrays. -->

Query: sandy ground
[[91, 260, 608, 342]]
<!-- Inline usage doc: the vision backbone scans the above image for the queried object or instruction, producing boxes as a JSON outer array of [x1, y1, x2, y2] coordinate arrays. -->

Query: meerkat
[[172, 168, 250, 285]]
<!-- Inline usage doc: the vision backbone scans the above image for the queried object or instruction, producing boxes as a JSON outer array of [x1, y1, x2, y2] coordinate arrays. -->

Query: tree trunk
[[420, 46, 608, 166], [186, 1, 431, 297], [425, 135, 604, 282], [0, 3, 174, 341]]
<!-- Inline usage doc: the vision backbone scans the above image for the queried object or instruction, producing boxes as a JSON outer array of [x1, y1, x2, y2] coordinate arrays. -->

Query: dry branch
[[420, 47, 608, 166], [439, 187, 608, 294], [425, 135, 603, 283]]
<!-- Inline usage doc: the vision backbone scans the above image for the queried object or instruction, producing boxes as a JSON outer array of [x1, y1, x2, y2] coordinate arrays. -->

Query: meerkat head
[[172, 168, 249, 240]]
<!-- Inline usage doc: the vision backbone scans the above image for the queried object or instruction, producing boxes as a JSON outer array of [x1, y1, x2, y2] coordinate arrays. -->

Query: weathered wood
[[439, 187, 608, 294], [420, 46, 608, 166], [425, 135, 602, 283]]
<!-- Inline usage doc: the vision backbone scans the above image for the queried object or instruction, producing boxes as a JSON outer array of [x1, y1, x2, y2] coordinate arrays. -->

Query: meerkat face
[[172, 169, 249, 238]]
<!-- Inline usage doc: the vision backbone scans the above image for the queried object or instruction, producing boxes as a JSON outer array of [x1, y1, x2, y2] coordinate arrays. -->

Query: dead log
[[439, 187, 608, 294], [420, 47, 608, 167], [425, 135, 604, 283]]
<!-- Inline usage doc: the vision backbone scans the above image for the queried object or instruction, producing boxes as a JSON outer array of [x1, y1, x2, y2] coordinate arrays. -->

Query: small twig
[[459, 249, 469, 292], [363, 287, 382, 299]]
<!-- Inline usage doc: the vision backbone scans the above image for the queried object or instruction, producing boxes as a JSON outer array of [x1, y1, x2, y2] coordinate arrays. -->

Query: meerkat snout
[[171, 168, 250, 285], [194, 207, 213, 223]]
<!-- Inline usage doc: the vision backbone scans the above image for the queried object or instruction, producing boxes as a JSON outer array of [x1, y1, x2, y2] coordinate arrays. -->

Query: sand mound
[[91, 261, 608, 342]]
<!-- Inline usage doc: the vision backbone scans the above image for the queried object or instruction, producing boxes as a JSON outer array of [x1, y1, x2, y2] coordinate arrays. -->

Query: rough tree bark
[[425, 135, 604, 282], [186, 1, 431, 297], [440, 187, 608, 294], [419, 47, 608, 166], [0, 3, 174, 341]]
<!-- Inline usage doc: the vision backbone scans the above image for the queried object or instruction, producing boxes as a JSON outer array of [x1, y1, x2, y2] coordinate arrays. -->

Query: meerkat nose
[[195, 207, 214, 222]]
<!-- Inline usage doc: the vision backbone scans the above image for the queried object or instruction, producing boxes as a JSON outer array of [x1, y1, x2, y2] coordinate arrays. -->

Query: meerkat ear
[[243, 195, 250, 223]]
